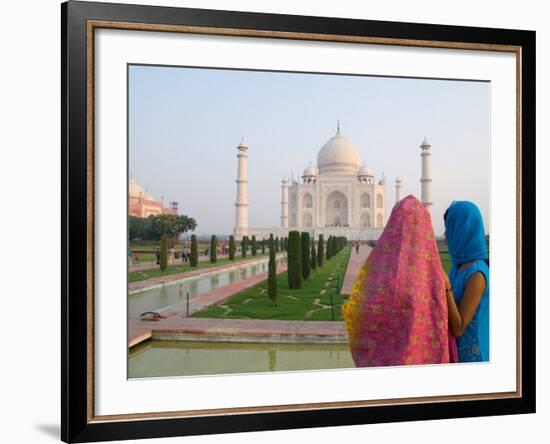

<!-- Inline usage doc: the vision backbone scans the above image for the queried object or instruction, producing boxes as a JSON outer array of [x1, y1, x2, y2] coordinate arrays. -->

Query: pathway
[[129, 317, 347, 348], [340, 244, 372, 294]]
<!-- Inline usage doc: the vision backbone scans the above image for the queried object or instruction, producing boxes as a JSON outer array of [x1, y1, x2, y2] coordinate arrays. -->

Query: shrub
[[251, 235, 257, 256], [242, 236, 248, 258], [287, 231, 302, 289], [210, 235, 217, 263], [190, 234, 198, 267], [317, 234, 324, 268], [160, 234, 168, 271], [311, 239, 317, 271], [301, 232, 311, 280], [228, 235, 236, 260], [268, 234, 277, 306]]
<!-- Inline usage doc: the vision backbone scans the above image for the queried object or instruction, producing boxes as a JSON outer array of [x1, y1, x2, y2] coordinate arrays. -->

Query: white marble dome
[[129, 179, 154, 200], [317, 130, 361, 175], [129, 179, 144, 198], [303, 165, 318, 177], [358, 163, 373, 177]]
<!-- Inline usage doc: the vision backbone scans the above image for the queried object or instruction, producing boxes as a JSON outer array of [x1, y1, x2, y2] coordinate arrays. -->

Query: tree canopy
[[128, 214, 197, 246]]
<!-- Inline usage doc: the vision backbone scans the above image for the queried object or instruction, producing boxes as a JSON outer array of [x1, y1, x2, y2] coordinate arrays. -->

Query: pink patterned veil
[[343, 195, 456, 367]]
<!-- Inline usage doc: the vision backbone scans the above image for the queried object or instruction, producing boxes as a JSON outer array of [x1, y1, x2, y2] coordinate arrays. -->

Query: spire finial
[[337, 120, 340, 134]]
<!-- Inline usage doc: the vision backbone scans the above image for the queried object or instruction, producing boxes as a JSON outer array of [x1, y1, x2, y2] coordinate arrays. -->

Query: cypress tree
[[210, 235, 217, 263], [317, 234, 324, 268], [267, 234, 277, 306], [326, 235, 331, 260], [301, 232, 311, 280], [228, 235, 236, 260], [241, 236, 248, 258], [251, 235, 257, 256], [262, 238, 266, 255], [190, 234, 198, 267], [160, 233, 168, 271], [287, 231, 302, 289], [275, 237, 280, 252], [311, 240, 317, 271]]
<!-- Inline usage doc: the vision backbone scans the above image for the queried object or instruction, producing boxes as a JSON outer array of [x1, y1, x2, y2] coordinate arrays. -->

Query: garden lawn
[[439, 248, 452, 274], [193, 247, 351, 321], [128, 254, 268, 283]]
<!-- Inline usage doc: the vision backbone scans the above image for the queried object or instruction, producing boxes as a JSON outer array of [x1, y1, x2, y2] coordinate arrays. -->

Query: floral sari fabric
[[343, 195, 456, 367]]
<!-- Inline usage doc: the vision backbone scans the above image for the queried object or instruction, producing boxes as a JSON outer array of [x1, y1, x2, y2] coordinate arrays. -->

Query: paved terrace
[[129, 317, 348, 348]]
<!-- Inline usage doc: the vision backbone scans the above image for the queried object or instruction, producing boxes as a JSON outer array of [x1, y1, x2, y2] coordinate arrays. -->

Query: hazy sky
[[129, 64, 490, 237]]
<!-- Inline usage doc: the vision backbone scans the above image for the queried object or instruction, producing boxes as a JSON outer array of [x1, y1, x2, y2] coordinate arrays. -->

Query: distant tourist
[[443, 200, 489, 363], [204, 247, 209, 257], [355, 242, 360, 254], [155, 247, 160, 265], [168, 247, 175, 265], [132, 250, 140, 265], [343, 195, 457, 367]]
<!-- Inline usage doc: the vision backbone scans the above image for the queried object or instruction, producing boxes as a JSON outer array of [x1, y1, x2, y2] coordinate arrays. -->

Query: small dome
[[129, 179, 154, 200], [303, 165, 317, 177], [129, 179, 145, 198], [317, 128, 361, 175], [357, 163, 373, 177]]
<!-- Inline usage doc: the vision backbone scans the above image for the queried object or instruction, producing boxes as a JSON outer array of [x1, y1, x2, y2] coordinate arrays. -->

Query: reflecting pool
[[128, 340, 354, 378], [129, 256, 285, 318]]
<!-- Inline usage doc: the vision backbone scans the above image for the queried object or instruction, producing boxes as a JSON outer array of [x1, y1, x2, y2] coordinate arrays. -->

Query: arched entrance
[[325, 191, 348, 226]]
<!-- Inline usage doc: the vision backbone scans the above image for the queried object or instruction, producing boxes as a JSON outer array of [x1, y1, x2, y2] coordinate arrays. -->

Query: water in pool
[[129, 256, 285, 317], [128, 340, 355, 378]]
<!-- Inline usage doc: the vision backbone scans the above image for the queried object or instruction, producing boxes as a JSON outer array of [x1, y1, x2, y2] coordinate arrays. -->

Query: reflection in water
[[128, 257, 285, 317], [128, 340, 354, 378]]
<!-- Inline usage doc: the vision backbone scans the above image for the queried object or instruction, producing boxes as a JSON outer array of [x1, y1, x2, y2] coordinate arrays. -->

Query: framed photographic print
[[61, 0, 536, 442]]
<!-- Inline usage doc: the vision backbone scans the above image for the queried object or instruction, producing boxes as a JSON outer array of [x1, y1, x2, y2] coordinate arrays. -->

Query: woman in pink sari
[[343, 195, 457, 367]]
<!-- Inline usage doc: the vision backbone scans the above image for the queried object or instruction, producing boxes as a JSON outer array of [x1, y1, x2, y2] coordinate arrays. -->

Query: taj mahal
[[233, 123, 433, 241]]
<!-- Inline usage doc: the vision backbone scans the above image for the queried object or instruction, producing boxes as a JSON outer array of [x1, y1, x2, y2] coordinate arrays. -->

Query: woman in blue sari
[[443, 201, 489, 362]]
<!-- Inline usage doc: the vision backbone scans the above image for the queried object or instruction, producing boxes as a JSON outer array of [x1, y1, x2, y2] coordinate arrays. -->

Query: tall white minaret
[[281, 178, 289, 228], [420, 137, 433, 216], [395, 176, 402, 204], [234, 138, 249, 239]]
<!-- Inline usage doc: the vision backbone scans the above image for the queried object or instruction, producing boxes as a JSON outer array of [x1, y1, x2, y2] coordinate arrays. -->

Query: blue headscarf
[[444, 201, 487, 268]]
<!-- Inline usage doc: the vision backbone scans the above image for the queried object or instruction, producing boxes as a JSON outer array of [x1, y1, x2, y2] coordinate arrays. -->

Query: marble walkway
[[340, 244, 372, 295]]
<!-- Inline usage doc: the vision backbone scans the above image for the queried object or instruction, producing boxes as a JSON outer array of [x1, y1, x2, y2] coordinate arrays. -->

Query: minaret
[[420, 137, 433, 216], [234, 138, 249, 239], [281, 178, 289, 228], [395, 176, 402, 204]]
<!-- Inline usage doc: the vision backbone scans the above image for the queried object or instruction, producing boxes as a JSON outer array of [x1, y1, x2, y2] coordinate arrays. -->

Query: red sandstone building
[[129, 179, 178, 218]]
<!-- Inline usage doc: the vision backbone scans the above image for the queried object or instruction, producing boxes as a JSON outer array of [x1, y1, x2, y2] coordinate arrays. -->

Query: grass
[[193, 247, 351, 321], [128, 254, 268, 283], [438, 248, 452, 274]]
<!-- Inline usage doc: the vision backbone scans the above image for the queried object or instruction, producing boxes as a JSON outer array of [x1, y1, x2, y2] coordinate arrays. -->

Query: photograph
[[126, 65, 491, 378]]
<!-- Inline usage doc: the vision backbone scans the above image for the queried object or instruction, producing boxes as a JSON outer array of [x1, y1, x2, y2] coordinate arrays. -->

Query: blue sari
[[445, 201, 489, 362]]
